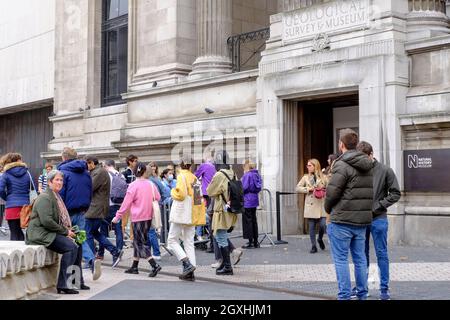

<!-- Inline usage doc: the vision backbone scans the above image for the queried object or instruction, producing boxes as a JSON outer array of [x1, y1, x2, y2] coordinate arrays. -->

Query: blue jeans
[[328, 223, 368, 300], [98, 205, 123, 257], [365, 218, 389, 292], [215, 229, 229, 248], [85, 218, 119, 258], [148, 228, 160, 257], [70, 213, 95, 264]]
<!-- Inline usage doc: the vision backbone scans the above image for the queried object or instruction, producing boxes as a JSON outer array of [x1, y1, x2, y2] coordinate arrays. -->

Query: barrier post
[[274, 191, 296, 245]]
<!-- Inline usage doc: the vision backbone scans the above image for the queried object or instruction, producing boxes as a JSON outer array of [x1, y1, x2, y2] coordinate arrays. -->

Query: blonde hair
[[307, 159, 324, 181], [244, 159, 256, 171]]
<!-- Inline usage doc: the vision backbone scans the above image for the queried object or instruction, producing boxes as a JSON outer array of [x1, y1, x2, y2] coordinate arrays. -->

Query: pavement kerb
[[103, 262, 335, 300]]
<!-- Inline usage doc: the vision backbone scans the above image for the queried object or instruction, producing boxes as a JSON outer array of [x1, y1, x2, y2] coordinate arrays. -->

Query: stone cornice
[[123, 70, 259, 100], [49, 111, 84, 123], [260, 39, 405, 76], [405, 34, 450, 54]]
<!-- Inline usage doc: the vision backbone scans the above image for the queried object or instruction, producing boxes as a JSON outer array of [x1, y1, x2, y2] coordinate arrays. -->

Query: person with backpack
[[0, 153, 33, 241], [112, 162, 162, 278], [207, 150, 243, 276], [167, 155, 204, 281], [57, 147, 101, 281], [241, 160, 263, 249], [122, 155, 138, 241], [84, 156, 123, 268], [98, 160, 126, 259], [296, 159, 328, 254]]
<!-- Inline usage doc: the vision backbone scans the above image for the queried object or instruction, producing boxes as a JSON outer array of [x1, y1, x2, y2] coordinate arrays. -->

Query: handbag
[[149, 182, 162, 230], [20, 172, 38, 229], [28, 171, 38, 202], [169, 175, 193, 225], [191, 179, 206, 227], [313, 187, 326, 199]]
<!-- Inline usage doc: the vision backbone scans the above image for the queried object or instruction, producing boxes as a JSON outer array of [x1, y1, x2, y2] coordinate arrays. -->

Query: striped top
[[38, 174, 48, 192]]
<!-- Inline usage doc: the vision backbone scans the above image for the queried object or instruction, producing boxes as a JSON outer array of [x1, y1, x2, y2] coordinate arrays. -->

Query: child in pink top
[[113, 162, 161, 277]]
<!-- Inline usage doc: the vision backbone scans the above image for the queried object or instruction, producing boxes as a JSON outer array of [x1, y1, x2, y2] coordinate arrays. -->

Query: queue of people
[[0, 131, 401, 300]]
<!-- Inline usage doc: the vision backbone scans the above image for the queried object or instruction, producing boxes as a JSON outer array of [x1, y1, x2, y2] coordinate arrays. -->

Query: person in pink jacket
[[113, 162, 162, 277]]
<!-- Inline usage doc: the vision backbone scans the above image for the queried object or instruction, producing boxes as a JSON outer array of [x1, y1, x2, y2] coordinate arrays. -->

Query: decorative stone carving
[[312, 33, 331, 52], [279, 0, 327, 12], [407, 0, 449, 40]]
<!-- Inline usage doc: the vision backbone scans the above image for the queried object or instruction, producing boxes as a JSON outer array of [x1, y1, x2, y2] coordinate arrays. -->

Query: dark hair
[[214, 150, 230, 171], [328, 154, 339, 163], [85, 156, 99, 166], [179, 155, 192, 170], [357, 141, 374, 156], [126, 155, 138, 166], [339, 129, 359, 150], [135, 162, 147, 178], [161, 168, 171, 179], [105, 159, 116, 168]]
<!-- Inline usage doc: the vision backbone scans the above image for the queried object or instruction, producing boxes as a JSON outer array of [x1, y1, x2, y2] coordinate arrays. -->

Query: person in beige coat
[[297, 159, 328, 254], [207, 150, 239, 276]]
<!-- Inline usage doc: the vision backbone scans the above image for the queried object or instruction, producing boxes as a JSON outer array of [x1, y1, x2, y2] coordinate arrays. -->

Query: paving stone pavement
[[98, 235, 450, 300]]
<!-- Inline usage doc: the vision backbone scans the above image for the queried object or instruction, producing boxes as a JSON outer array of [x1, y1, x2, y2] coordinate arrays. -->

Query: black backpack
[[220, 170, 244, 214]]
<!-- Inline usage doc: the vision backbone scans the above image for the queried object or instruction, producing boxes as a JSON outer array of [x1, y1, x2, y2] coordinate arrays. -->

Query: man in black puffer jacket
[[325, 129, 374, 300]]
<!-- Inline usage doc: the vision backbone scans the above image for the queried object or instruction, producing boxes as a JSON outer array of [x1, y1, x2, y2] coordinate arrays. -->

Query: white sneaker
[[153, 255, 162, 261], [211, 260, 222, 268], [92, 259, 102, 281], [231, 249, 243, 265]]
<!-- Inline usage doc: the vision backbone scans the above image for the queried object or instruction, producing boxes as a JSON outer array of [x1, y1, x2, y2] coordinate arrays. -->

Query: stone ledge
[[0, 242, 58, 300]]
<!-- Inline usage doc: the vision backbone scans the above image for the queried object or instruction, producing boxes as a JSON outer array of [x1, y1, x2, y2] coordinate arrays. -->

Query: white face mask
[[168, 175, 174, 181]]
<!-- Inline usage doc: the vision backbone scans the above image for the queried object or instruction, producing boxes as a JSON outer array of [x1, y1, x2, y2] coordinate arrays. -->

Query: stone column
[[189, 0, 233, 79], [407, 0, 449, 40]]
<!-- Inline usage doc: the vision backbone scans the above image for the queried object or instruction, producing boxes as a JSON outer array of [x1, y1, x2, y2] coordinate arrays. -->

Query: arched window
[[102, 0, 128, 106]]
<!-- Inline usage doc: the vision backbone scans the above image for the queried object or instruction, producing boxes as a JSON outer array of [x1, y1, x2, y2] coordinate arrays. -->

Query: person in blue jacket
[[0, 153, 33, 241], [57, 147, 101, 281]]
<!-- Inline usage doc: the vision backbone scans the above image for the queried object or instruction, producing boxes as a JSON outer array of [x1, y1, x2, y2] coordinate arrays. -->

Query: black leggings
[[8, 219, 24, 241]]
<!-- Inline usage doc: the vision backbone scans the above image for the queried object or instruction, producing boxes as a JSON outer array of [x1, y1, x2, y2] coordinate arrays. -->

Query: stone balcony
[[0, 242, 58, 300]]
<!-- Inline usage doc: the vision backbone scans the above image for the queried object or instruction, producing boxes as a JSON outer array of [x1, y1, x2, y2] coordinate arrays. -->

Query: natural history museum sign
[[282, 0, 370, 42]]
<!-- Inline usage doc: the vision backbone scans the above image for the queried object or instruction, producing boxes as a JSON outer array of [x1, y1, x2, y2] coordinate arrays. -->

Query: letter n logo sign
[[408, 155, 418, 169]]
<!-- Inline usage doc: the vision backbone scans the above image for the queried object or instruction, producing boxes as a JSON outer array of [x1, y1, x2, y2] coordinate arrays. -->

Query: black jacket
[[372, 160, 401, 220], [325, 150, 374, 226]]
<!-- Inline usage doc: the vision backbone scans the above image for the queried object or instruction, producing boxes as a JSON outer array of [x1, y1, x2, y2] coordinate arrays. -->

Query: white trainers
[[153, 255, 162, 261], [211, 260, 222, 268], [231, 249, 243, 265], [92, 259, 102, 281]]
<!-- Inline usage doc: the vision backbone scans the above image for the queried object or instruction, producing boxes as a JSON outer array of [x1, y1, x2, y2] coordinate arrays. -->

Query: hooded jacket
[[0, 162, 32, 208], [242, 169, 262, 208], [85, 165, 111, 219], [325, 150, 374, 226], [57, 159, 92, 215]]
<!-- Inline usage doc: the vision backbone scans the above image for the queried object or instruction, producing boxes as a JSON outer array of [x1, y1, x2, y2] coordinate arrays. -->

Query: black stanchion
[[274, 191, 296, 245]]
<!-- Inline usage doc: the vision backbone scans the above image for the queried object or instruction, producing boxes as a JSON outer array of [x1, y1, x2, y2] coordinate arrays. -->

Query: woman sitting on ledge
[[26, 170, 90, 295]]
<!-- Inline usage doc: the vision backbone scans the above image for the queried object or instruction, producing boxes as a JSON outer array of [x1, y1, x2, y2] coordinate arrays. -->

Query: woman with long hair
[[296, 159, 328, 254]]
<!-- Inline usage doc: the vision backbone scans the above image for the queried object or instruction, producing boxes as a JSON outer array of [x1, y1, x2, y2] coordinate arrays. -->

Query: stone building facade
[[2, 0, 450, 246]]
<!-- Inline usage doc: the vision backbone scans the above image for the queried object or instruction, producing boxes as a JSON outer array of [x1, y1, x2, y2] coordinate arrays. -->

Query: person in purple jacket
[[194, 155, 216, 242], [241, 160, 263, 249]]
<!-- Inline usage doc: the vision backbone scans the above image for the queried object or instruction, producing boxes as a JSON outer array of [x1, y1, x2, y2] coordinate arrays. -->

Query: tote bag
[[191, 179, 206, 226], [149, 181, 162, 230], [28, 171, 38, 202], [169, 175, 193, 225]]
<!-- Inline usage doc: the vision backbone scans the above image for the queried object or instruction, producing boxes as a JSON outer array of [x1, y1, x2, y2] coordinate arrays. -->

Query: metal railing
[[227, 27, 270, 73]]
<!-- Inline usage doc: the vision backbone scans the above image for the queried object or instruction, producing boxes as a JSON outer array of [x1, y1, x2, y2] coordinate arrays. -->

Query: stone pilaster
[[407, 0, 449, 40], [189, 0, 233, 79]]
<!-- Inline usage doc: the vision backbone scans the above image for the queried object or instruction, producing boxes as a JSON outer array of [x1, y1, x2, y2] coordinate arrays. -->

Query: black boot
[[148, 258, 162, 278], [180, 257, 196, 278], [216, 247, 233, 276], [310, 246, 318, 254], [254, 238, 260, 248], [125, 260, 139, 274], [318, 238, 325, 250], [179, 271, 196, 282]]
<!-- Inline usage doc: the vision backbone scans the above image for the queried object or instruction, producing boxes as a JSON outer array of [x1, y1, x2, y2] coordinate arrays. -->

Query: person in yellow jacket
[[207, 150, 238, 276], [167, 156, 200, 281]]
